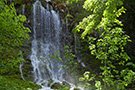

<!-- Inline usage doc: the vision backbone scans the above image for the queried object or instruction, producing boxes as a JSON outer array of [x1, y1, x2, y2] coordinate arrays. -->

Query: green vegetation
[[0, 75, 41, 90], [48, 46, 81, 75], [0, 0, 30, 74], [0, 0, 39, 90], [73, 0, 135, 89]]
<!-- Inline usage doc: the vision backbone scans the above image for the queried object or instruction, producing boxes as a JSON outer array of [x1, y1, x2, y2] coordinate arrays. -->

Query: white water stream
[[30, 1, 75, 89], [19, 4, 25, 81], [74, 34, 86, 67]]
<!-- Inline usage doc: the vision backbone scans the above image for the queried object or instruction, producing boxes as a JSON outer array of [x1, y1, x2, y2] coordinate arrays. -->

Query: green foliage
[[47, 46, 79, 75], [66, 14, 73, 18], [0, 52, 25, 74], [42, 50, 63, 69], [0, 0, 30, 74], [0, 75, 41, 90], [50, 50, 62, 63], [126, 62, 135, 68], [95, 81, 102, 90], [79, 71, 95, 88], [64, 45, 80, 75], [66, 0, 82, 4], [74, 0, 135, 89], [54, 85, 70, 90]]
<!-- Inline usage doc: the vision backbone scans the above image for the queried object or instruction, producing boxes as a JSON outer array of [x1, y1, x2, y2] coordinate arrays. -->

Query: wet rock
[[51, 82, 63, 89], [57, 3, 68, 13], [51, 0, 61, 5]]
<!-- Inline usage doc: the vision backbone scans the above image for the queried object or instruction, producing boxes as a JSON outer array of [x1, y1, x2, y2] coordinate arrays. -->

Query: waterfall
[[19, 51, 25, 80], [22, 4, 25, 15], [19, 61, 25, 80], [19, 4, 26, 81], [74, 34, 86, 67], [30, 1, 74, 89], [46, 0, 51, 2]]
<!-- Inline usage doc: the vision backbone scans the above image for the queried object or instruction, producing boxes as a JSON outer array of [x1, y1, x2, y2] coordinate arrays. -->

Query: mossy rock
[[51, 82, 63, 89], [51, 82, 70, 90]]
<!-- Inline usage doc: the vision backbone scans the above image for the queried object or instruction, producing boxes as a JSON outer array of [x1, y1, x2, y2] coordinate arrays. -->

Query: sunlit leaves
[[95, 81, 102, 90], [115, 6, 126, 17], [73, 0, 134, 89], [68, 0, 81, 4], [126, 62, 135, 68], [0, 1, 30, 74], [0, 2, 30, 48], [18, 14, 27, 22], [83, 0, 106, 13], [79, 71, 95, 88]]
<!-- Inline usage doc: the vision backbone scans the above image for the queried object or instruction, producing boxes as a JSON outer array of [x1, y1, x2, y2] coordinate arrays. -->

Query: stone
[[51, 82, 63, 89], [70, 87, 84, 90]]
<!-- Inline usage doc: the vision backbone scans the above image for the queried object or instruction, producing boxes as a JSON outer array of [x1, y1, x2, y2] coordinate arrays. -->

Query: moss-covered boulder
[[51, 82, 71, 90]]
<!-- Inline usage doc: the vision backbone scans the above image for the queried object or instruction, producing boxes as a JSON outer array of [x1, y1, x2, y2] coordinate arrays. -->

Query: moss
[[0, 75, 41, 90], [56, 86, 70, 90]]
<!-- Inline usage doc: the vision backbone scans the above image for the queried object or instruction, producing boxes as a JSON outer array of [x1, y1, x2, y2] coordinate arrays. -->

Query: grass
[[0, 75, 41, 90]]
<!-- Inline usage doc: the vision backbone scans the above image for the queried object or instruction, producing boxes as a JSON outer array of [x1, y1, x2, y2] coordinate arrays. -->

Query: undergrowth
[[0, 75, 41, 90]]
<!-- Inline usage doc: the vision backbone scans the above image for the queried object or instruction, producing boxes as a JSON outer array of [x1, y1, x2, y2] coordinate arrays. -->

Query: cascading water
[[19, 51, 25, 80], [74, 34, 86, 67], [30, 1, 74, 89], [19, 4, 25, 81]]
